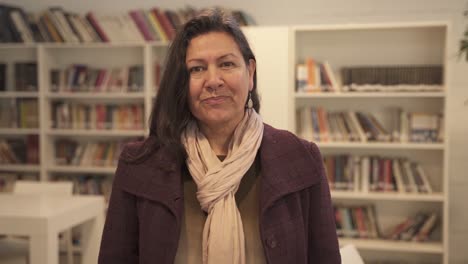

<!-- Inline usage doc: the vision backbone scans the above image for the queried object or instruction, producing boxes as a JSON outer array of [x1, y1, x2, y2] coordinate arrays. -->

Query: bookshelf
[[0, 44, 41, 185], [38, 44, 152, 193], [0, 43, 155, 196], [291, 22, 450, 264]]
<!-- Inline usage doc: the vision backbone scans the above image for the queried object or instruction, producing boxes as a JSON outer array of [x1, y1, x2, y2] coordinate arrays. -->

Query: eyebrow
[[186, 53, 239, 63]]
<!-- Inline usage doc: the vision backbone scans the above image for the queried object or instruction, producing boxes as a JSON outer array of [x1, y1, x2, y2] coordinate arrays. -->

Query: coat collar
[[118, 124, 322, 217], [259, 124, 322, 214]]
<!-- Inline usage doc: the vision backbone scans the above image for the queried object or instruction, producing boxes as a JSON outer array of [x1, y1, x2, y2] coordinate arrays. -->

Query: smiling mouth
[[203, 96, 227, 105]]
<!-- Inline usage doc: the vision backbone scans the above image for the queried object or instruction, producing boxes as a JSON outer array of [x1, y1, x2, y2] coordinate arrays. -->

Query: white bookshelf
[[291, 22, 450, 264], [0, 45, 41, 182], [37, 42, 161, 189], [1, 42, 167, 188]]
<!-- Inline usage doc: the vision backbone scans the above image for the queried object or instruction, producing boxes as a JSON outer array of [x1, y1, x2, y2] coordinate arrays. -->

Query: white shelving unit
[[291, 22, 450, 264], [1, 42, 167, 187], [0, 45, 41, 182], [37, 42, 162, 184]]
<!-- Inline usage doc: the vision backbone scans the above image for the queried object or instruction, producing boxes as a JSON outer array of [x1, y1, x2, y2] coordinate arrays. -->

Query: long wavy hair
[[124, 8, 260, 164]]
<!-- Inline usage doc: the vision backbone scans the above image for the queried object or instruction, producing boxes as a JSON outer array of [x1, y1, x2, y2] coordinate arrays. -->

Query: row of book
[[0, 60, 163, 93], [324, 155, 433, 193], [0, 172, 38, 192], [297, 107, 444, 143], [335, 204, 438, 242], [53, 175, 112, 202], [50, 64, 144, 93], [55, 139, 134, 167], [295, 59, 443, 93], [0, 62, 38, 92], [335, 204, 380, 239], [341, 66, 443, 87], [0, 5, 253, 43], [51, 102, 144, 130], [0, 98, 39, 129], [385, 212, 438, 242], [0, 135, 39, 165]]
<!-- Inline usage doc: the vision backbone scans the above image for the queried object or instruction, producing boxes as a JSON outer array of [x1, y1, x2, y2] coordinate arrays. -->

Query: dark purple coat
[[98, 124, 341, 264]]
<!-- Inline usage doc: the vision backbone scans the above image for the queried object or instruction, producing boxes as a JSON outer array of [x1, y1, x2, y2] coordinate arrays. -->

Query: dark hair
[[125, 8, 259, 164]]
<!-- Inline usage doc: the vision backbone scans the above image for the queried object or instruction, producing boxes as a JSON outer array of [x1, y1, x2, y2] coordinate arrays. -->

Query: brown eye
[[189, 66, 205, 74], [220, 61, 235, 68]]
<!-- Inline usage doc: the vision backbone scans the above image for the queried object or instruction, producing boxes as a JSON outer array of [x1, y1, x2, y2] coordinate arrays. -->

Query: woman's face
[[186, 31, 255, 130]]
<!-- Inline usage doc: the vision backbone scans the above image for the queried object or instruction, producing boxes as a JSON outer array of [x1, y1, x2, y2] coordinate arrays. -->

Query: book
[[85, 12, 109, 42], [413, 212, 438, 242], [0, 4, 17, 42], [15, 62, 38, 91], [0, 64, 5, 91], [400, 213, 429, 241]]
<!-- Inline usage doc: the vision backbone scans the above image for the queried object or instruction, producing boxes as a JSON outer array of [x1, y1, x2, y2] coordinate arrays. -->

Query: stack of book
[[51, 102, 144, 130], [324, 155, 433, 194], [50, 64, 144, 93], [0, 62, 38, 92], [15, 62, 38, 91], [296, 58, 443, 93], [341, 65, 443, 92], [385, 212, 438, 242], [334, 204, 380, 239], [0, 135, 39, 164], [0, 5, 254, 43], [0, 98, 39, 128], [0, 64, 5, 91], [54, 139, 134, 167], [296, 59, 339, 92], [297, 107, 444, 143]]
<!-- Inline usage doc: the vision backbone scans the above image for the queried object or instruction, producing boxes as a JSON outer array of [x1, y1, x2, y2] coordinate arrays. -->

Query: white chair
[[0, 180, 75, 264]]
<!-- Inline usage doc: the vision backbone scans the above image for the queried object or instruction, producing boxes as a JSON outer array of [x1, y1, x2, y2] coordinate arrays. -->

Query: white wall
[[5, 0, 468, 262]]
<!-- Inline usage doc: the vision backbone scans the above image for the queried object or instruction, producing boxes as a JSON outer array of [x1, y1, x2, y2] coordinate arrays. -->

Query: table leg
[[81, 212, 104, 264], [30, 232, 58, 264]]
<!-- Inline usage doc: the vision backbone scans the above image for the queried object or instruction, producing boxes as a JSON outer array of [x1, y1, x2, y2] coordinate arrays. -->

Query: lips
[[202, 96, 227, 105]]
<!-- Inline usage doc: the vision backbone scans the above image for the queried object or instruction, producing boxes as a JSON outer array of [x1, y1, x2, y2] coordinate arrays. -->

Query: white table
[[0, 194, 105, 264]]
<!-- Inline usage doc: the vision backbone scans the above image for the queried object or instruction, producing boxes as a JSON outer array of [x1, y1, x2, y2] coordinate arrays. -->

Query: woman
[[98, 8, 340, 264]]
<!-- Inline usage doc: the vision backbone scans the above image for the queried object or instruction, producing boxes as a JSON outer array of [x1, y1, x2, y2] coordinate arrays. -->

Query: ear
[[247, 59, 256, 91]]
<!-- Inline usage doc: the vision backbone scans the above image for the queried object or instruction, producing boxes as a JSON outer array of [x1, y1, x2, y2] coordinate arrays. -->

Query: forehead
[[186, 32, 242, 60]]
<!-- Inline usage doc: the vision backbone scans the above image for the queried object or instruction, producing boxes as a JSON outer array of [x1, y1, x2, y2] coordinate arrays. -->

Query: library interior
[[0, 0, 467, 263]]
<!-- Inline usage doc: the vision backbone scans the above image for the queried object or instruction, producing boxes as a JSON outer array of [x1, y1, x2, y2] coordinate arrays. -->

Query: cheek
[[188, 80, 205, 115]]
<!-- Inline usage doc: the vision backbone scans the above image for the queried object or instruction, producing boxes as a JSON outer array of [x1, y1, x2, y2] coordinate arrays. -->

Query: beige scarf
[[181, 109, 264, 264]]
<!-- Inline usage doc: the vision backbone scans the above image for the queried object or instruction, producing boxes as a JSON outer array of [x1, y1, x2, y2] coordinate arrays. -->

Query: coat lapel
[[259, 124, 323, 215], [115, 144, 183, 220]]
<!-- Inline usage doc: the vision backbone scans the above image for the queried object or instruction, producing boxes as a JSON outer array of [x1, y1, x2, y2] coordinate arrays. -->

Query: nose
[[205, 66, 223, 91]]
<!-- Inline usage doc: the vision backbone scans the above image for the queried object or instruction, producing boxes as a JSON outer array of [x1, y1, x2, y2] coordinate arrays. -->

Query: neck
[[198, 117, 243, 156]]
